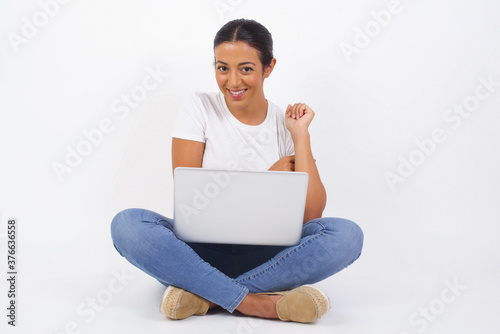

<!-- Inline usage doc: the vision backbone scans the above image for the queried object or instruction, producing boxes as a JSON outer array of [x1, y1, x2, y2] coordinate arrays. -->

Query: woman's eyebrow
[[216, 60, 256, 66], [238, 61, 256, 66]]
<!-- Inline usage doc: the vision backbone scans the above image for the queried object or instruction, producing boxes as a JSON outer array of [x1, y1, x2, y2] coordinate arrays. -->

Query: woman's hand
[[268, 155, 295, 171], [285, 103, 315, 138]]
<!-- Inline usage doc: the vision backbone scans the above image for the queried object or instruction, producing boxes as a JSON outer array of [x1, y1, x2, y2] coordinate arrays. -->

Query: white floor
[[2, 205, 499, 334]]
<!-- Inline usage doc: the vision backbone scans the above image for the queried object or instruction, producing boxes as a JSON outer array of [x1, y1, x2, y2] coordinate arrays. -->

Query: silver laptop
[[173, 167, 309, 246]]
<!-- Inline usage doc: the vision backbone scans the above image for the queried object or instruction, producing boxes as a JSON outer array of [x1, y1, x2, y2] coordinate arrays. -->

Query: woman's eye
[[242, 67, 254, 73], [217, 66, 228, 72]]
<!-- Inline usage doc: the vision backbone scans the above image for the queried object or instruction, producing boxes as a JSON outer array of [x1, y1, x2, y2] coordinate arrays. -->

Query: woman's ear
[[263, 58, 277, 78]]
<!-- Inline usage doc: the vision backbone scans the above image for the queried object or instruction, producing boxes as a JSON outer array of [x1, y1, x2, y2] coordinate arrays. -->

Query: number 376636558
[[7, 219, 16, 270]]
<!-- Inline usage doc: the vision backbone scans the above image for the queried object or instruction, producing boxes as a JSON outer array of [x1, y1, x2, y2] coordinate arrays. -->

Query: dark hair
[[214, 19, 274, 68]]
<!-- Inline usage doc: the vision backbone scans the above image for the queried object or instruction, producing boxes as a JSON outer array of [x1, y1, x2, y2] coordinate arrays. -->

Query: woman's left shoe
[[160, 286, 209, 320]]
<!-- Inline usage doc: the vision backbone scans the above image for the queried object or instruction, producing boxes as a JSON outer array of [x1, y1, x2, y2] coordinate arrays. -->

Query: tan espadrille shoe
[[160, 286, 209, 320], [260, 285, 331, 323]]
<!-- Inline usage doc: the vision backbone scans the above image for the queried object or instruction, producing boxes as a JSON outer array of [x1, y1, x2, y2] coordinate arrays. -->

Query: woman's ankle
[[236, 293, 281, 319]]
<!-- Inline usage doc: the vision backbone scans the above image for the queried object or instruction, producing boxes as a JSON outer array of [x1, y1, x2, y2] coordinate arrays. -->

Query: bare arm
[[285, 104, 327, 223], [171, 137, 206, 177]]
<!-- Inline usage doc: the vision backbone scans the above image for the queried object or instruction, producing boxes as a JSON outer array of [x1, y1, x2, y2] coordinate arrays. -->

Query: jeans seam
[[235, 221, 327, 283], [227, 286, 249, 313], [156, 218, 173, 230]]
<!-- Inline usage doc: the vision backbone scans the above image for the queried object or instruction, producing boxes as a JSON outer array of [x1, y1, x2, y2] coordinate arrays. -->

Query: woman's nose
[[229, 72, 241, 87]]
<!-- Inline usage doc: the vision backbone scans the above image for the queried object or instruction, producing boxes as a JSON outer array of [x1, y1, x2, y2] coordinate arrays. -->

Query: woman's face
[[214, 41, 274, 113]]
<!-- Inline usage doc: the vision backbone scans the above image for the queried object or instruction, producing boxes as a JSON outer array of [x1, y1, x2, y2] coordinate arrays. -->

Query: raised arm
[[285, 103, 327, 223], [171, 138, 206, 177]]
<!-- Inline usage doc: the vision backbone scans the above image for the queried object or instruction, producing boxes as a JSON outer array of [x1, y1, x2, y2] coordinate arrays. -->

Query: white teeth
[[230, 89, 245, 95]]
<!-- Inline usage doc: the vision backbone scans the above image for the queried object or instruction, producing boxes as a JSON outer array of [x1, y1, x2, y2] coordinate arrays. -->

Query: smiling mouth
[[227, 89, 247, 98]]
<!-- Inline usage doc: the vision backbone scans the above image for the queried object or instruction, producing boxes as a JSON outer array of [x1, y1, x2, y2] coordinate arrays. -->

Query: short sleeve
[[275, 104, 295, 158], [171, 93, 206, 143]]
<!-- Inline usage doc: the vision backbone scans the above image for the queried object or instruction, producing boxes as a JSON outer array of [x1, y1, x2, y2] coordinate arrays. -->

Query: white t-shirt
[[171, 91, 295, 171]]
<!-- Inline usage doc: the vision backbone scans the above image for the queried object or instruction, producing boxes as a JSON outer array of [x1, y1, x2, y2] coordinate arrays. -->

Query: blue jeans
[[110, 208, 363, 313]]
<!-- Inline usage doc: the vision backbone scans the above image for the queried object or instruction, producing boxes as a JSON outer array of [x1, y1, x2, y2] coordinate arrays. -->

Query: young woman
[[111, 19, 363, 323]]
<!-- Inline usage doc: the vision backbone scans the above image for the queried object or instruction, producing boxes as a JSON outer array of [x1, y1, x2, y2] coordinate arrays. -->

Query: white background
[[1, 0, 499, 333]]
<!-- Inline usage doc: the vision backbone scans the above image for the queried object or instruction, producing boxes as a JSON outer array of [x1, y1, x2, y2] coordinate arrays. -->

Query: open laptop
[[173, 167, 309, 246]]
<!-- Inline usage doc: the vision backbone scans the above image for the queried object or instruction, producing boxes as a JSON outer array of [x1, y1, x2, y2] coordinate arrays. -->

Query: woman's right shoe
[[260, 285, 331, 323], [160, 286, 209, 320]]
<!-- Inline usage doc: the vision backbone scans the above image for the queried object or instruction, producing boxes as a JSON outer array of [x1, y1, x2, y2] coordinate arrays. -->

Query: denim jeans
[[110, 208, 363, 313]]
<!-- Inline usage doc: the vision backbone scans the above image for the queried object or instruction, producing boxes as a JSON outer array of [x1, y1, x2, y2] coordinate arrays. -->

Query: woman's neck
[[226, 93, 268, 126]]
